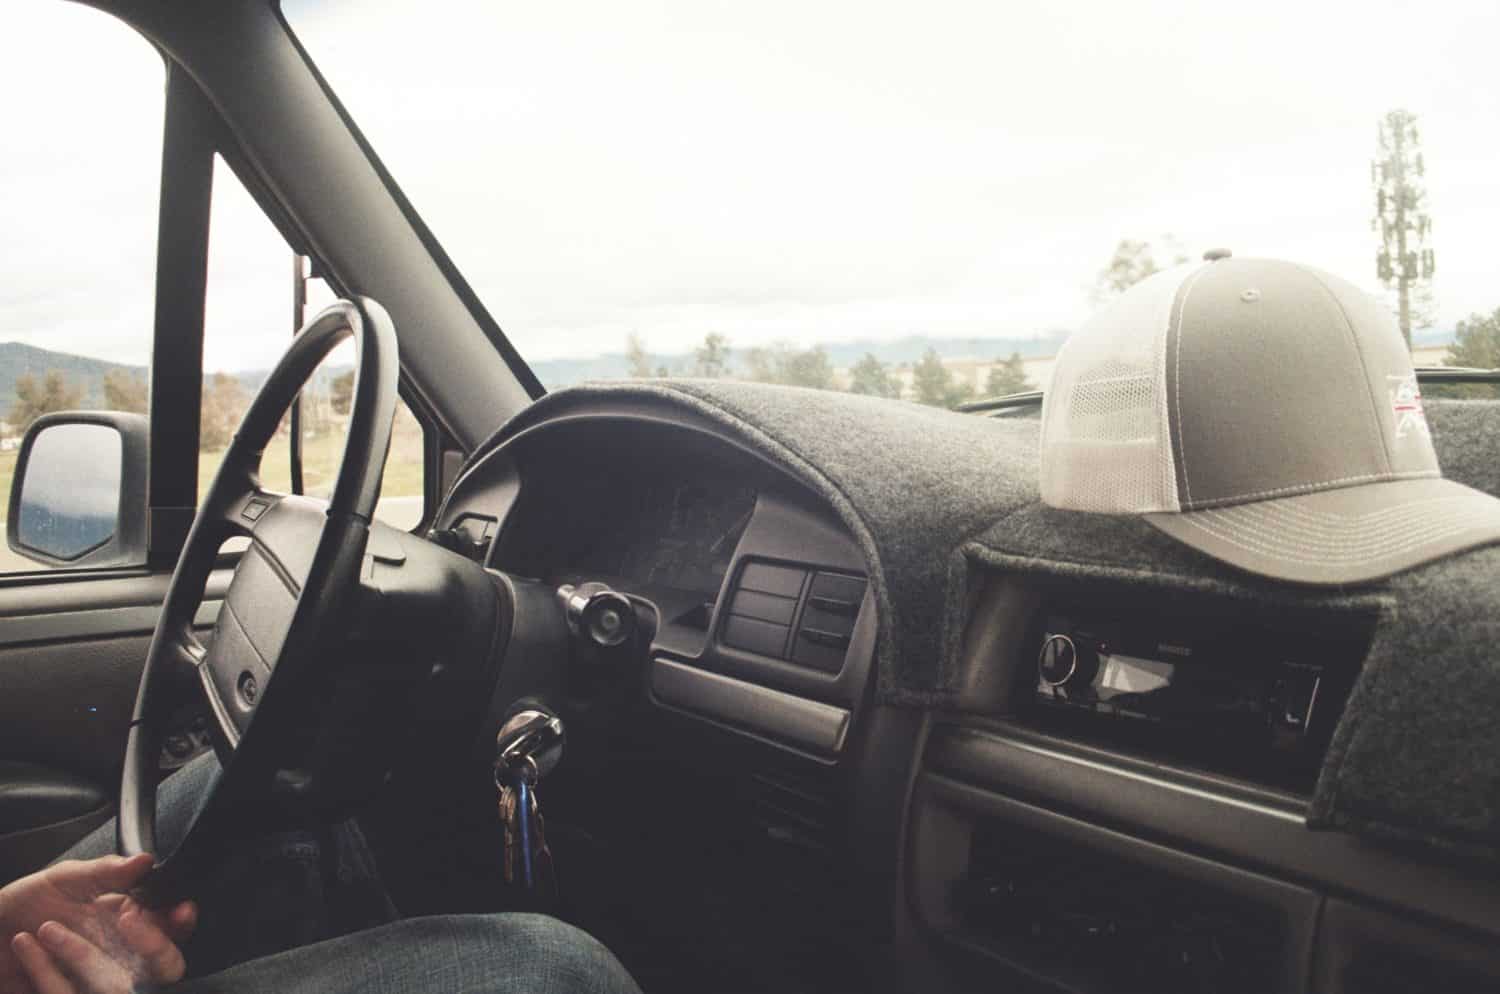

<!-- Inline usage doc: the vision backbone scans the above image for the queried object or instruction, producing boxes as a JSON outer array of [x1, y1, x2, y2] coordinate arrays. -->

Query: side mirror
[[6, 412, 148, 569]]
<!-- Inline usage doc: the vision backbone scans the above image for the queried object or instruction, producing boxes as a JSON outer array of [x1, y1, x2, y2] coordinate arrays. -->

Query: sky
[[2, 0, 1498, 372]]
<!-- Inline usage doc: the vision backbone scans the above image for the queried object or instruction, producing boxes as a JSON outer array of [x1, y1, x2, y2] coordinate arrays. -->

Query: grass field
[[0, 449, 15, 518], [196, 425, 424, 503]]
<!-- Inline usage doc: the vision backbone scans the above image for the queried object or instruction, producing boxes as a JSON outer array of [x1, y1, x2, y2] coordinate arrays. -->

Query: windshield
[[282, 0, 1500, 406]]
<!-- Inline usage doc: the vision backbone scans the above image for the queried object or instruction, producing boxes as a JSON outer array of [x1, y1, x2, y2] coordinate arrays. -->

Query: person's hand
[[0, 854, 196, 993], [9, 903, 193, 994]]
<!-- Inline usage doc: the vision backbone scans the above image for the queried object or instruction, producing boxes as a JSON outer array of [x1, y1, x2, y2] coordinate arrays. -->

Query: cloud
[[4, 0, 1498, 372]]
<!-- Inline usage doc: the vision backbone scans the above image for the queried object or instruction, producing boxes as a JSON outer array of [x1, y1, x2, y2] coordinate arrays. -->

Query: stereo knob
[[1038, 634, 1078, 687]]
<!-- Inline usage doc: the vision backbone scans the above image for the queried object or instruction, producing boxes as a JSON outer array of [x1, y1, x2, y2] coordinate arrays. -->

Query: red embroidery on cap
[[1387, 374, 1428, 440]]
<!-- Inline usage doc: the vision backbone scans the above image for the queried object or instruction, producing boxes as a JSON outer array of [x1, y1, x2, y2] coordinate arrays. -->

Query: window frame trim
[[146, 62, 218, 572]]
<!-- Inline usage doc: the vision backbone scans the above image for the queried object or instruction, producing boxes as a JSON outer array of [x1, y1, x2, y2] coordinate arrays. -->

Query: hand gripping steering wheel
[[120, 298, 398, 898]]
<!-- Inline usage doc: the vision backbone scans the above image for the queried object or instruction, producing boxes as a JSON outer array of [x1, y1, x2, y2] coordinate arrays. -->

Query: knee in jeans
[[479, 913, 636, 993]]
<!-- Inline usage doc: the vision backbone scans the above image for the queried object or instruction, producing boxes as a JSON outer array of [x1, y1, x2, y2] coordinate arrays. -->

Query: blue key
[[516, 776, 534, 889]]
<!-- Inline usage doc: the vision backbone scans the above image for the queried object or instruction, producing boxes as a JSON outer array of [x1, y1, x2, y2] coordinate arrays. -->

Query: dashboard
[[430, 392, 1500, 994]]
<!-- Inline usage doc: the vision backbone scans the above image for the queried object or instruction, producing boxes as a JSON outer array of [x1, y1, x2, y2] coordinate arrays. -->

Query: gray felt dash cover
[[468, 383, 1500, 868]]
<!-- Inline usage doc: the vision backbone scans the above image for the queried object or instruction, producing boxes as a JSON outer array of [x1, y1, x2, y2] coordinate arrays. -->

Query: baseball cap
[[1039, 253, 1500, 585]]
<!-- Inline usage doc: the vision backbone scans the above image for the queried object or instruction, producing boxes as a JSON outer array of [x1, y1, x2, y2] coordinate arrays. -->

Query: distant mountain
[[529, 331, 1073, 388], [0, 341, 145, 411], [0, 342, 350, 424], [816, 331, 1071, 367]]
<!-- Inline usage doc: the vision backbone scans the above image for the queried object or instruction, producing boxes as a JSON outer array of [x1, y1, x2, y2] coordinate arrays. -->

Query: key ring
[[494, 752, 539, 789]]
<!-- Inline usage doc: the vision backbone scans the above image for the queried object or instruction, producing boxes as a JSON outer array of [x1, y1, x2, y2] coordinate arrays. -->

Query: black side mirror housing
[[6, 411, 148, 569]]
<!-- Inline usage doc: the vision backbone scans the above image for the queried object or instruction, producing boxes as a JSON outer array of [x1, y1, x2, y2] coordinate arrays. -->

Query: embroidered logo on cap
[[1387, 374, 1428, 439]]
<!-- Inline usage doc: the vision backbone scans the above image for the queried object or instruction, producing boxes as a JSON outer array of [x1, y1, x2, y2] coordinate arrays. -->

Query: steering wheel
[[119, 298, 398, 895]]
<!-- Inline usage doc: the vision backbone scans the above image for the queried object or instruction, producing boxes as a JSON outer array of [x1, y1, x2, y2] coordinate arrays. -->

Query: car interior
[[1, 2, 1498, 994]]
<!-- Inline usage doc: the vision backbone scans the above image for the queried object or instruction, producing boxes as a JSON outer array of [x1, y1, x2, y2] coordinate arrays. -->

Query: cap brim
[[1143, 477, 1500, 586]]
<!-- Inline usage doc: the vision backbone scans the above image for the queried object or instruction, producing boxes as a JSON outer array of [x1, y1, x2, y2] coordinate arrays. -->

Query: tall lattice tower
[[1371, 109, 1436, 349]]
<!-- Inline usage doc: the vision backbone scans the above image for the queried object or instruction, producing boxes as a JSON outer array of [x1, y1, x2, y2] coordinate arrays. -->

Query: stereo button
[[1038, 634, 1077, 687]]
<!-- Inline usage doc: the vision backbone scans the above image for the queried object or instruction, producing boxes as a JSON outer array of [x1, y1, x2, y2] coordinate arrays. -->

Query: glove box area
[[904, 725, 1500, 994]]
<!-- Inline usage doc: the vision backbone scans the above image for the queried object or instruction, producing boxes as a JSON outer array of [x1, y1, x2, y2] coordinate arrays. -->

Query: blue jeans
[[64, 755, 641, 994], [172, 914, 639, 994]]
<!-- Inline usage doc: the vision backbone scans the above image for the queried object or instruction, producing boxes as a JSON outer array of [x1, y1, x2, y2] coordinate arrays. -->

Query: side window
[[0, 6, 162, 574], [201, 157, 426, 532]]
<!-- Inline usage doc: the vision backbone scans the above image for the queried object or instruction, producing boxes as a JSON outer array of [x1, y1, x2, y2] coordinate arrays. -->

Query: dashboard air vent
[[721, 562, 807, 658], [719, 561, 866, 674], [745, 769, 837, 854], [791, 572, 866, 672]]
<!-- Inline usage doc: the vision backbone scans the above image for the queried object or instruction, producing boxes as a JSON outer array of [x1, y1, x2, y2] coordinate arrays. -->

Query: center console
[[904, 571, 1500, 994]]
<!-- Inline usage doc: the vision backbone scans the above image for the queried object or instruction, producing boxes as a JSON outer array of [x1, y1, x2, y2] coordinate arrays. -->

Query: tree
[[329, 370, 355, 416], [299, 380, 333, 436], [1372, 109, 1436, 348], [1438, 307, 1500, 399], [102, 368, 148, 414], [200, 372, 248, 451], [694, 333, 731, 378], [1092, 236, 1190, 303], [780, 346, 833, 389], [911, 348, 973, 409], [984, 351, 1033, 397], [743, 344, 834, 389], [625, 333, 654, 378], [847, 353, 902, 398], [9, 370, 83, 431], [743, 347, 777, 383]]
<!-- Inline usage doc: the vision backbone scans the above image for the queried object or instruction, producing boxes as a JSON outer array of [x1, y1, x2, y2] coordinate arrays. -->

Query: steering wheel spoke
[[196, 648, 245, 754], [165, 632, 206, 681], [147, 633, 242, 762]]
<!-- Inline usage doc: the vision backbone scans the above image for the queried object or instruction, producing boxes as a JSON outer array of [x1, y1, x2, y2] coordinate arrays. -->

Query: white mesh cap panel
[[1039, 265, 1198, 513]]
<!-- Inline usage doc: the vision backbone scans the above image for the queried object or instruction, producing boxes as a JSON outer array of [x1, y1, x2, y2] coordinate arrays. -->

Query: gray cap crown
[[1040, 256, 1500, 585], [1164, 258, 1439, 509]]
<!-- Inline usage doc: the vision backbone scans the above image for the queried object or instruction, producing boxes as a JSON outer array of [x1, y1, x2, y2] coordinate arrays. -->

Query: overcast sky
[[2, 0, 1497, 372]]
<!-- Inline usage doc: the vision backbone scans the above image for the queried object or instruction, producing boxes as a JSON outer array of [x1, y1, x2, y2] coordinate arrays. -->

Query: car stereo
[[1025, 609, 1364, 790]]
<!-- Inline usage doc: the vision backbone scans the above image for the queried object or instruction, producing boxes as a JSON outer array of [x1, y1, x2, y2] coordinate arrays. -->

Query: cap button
[[1203, 247, 1233, 262]]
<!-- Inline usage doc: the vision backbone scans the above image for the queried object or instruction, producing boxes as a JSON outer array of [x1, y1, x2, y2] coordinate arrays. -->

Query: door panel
[[0, 571, 227, 879], [0, 761, 111, 881], [0, 631, 157, 781]]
